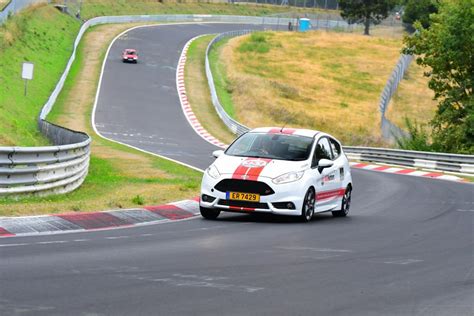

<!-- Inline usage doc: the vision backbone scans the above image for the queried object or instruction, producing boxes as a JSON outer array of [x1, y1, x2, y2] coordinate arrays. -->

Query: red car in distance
[[122, 48, 138, 63]]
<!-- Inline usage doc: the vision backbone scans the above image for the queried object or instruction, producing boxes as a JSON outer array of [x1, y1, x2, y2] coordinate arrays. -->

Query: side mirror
[[212, 150, 224, 159], [317, 158, 333, 173]]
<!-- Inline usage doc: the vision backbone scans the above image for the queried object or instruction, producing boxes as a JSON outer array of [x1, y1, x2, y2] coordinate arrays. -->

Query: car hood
[[213, 155, 309, 181]]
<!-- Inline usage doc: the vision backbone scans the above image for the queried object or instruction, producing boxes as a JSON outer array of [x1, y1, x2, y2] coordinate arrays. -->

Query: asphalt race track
[[1, 24, 473, 316]]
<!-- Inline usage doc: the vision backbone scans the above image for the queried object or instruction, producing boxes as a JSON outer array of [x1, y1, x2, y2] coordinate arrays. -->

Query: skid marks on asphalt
[[122, 272, 264, 293], [271, 245, 425, 266]]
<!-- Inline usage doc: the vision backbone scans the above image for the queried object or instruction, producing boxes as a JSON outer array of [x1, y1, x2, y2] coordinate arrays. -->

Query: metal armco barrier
[[344, 147, 474, 175], [0, 120, 90, 196], [205, 30, 254, 136]]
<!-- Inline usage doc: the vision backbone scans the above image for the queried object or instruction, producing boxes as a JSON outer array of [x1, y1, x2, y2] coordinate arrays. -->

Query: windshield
[[225, 132, 313, 161], [125, 50, 136, 55]]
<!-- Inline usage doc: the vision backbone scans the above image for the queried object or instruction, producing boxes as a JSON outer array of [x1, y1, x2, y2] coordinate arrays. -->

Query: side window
[[329, 138, 341, 159], [314, 138, 333, 163]]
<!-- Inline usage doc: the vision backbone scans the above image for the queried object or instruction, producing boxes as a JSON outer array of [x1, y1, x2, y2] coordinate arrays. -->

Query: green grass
[[0, 5, 81, 146], [0, 15, 202, 215], [78, 1, 330, 20], [209, 37, 236, 119], [46, 38, 86, 124], [238, 32, 271, 54], [209, 31, 405, 146]]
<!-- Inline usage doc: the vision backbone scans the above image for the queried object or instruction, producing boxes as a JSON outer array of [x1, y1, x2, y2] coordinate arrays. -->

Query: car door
[[328, 137, 346, 189], [311, 137, 340, 212]]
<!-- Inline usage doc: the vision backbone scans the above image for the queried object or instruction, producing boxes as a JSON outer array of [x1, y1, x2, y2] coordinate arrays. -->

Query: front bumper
[[200, 173, 305, 216]]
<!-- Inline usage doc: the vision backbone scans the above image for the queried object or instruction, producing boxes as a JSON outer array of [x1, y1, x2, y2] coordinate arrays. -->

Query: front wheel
[[332, 187, 351, 217], [200, 206, 220, 220], [300, 188, 315, 222]]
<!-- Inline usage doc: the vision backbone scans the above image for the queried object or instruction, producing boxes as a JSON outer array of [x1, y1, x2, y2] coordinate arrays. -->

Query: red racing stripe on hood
[[232, 162, 251, 180], [268, 128, 296, 135], [232, 158, 272, 180], [245, 158, 272, 181]]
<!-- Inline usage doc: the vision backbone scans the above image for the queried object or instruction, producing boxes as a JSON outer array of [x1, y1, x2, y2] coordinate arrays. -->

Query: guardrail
[[204, 31, 474, 175], [344, 146, 474, 175], [0, 121, 90, 196], [205, 30, 255, 136]]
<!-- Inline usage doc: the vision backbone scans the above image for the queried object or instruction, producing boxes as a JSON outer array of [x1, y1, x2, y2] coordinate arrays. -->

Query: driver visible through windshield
[[225, 133, 314, 161]]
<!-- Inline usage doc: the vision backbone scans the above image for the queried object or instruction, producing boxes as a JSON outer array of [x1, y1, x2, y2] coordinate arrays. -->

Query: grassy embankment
[[0, 7, 201, 216], [0, 2, 325, 215], [0, 4, 79, 146], [198, 31, 437, 146], [75, 0, 328, 20]]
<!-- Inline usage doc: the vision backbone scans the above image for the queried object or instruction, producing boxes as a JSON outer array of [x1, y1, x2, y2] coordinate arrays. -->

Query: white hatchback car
[[200, 127, 353, 222]]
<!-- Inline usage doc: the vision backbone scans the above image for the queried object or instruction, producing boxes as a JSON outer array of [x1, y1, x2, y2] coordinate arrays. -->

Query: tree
[[339, 0, 398, 35], [402, 0, 439, 28], [403, 0, 473, 153]]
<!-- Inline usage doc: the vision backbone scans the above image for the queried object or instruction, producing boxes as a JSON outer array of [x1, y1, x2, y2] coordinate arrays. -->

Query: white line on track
[[36, 241, 68, 245], [0, 243, 29, 247], [275, 246, 354, 253], [105, 236, 130, 240]]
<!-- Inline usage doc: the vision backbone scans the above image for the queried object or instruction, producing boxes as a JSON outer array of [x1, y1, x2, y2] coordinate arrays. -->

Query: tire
[[200, 206, 220, 220], [300, 188, 315, 222], [332, 187, 351, 217]]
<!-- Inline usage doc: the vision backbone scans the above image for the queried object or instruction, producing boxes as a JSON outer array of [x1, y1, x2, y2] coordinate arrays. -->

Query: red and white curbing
[[0, 198, 200, 238], [176, 35, 227, 149], [350, 162, 466, 182]]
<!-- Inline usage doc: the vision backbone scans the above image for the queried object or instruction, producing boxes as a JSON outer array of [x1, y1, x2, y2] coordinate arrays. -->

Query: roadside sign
[[22, 62, 34, 80], [22, 62, 34, 96]]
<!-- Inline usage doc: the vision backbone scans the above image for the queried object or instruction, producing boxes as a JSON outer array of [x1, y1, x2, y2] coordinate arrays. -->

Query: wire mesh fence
[[379, 54, 413, 141], [233, 0, 339, 10]]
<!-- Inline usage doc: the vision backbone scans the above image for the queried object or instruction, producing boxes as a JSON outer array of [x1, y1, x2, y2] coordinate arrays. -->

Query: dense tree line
[[403, 0, 473, 153]]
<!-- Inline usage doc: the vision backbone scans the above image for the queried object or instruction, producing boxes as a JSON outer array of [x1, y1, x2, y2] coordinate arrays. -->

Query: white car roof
[[250, 127, 321, 138]]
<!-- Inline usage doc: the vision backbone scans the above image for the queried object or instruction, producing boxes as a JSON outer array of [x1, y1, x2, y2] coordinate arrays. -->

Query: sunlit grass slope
[[0, 5, 80, 146]]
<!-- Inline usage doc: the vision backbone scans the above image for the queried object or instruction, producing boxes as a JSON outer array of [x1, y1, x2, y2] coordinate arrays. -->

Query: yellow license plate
[[226, 192, 260, 202]]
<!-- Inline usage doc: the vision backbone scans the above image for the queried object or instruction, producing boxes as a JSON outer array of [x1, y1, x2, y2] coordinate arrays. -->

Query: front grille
[[214, 179, 274, 195], [218, 199, 269, 209]]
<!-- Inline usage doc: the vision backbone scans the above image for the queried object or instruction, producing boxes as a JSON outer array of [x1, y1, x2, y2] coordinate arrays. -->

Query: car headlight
[[207, 165, 220, 179], [272, 171, 304, 184]]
